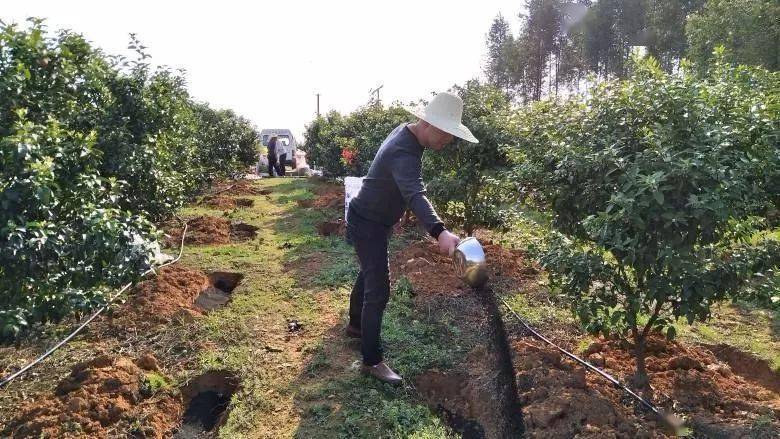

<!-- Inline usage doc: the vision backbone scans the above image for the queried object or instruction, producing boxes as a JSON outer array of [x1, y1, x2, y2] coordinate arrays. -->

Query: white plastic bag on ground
[[294, 150, 309, 169], [344, 176, 364, 220]]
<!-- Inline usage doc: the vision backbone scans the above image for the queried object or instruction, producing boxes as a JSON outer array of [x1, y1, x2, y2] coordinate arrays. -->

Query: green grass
[[168, 178, 455, 438], [383, 277, 465, 378], [143, 371, 170, 393], [674, 303, 780, 372]]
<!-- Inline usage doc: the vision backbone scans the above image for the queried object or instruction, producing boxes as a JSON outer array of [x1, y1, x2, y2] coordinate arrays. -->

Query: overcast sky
[[3, 1, 522, 139]]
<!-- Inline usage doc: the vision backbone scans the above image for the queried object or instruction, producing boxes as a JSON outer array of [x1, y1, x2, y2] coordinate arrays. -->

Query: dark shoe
[[361, 362, 403, 385], [345, 324, 362, 339]]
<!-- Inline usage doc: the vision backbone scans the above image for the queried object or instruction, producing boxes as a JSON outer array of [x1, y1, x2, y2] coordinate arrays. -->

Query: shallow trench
[[416, 287, 524, 438]]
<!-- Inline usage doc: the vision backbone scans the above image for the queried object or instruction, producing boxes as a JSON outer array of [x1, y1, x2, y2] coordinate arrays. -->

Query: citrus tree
[[423, 80, 514, 236], [508, 54, 780, 390], [0, 21, 158, 337], [303, 103, 410, 177], [0, 19, 259, 338]]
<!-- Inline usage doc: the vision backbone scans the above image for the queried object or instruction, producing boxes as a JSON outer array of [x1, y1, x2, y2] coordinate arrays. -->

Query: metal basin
[[452, 237, 489, 288]]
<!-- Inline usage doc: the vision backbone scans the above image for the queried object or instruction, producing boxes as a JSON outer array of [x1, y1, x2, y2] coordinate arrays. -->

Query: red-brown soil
[[316, 220, 345, 237], [513, 334, 780, 438], [311, 184, 344, 210], [212, 179, 265, 196], [390, 239, 538, 297], [163, 216, 258, 247], [124, 265, 209, 323], [393, 238, 780, 438], [202, 196, 254, 209], [164, 216, 230, 246], [3, 354, 182, 439]]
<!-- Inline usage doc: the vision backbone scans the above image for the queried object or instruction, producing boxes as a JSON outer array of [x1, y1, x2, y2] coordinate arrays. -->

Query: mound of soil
[[311, 184, 344, 210], [120, 265, 209, 326], [163, 216, 230, 246], [163, 217, 259, 246], [391, 240, 531, 296], [230, 222, 259, 241], [213, 179, 264, 196], [316, 220, 345, 236], [511, 333, 780, 438], [4, 354, 181, 439], [202, 196, 254, 210]]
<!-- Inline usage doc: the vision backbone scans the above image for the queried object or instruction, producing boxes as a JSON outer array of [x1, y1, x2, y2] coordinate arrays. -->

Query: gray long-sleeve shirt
[[349, 124, 445, 238]]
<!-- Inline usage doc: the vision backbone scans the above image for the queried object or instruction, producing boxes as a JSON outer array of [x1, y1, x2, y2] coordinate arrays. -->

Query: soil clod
[[316, 220, 345, 236], [230, 222, 259, 241]]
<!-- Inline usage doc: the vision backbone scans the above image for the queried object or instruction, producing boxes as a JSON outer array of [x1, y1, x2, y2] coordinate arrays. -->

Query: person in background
[[276, 138, 288, 177], [267, 136, 279, 177], [345, 92, 478, 385]]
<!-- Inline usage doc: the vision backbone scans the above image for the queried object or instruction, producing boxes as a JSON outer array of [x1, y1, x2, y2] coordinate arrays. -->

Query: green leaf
[[666, 326, 676, 341], [653, 190, 664, 205]]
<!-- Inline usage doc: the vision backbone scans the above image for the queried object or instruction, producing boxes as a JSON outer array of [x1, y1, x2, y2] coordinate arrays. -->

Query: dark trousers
[[267, 154, 278, 177], [346, 206, 392, 366], [277, 153, 287, 176]]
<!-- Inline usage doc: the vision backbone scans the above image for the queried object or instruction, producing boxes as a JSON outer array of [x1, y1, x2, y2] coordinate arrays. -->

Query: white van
[[259, 129, 298, 168]]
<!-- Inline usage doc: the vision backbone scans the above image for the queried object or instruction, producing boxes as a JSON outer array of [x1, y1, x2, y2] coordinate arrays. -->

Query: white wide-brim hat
[[406, 92, 479, 143]]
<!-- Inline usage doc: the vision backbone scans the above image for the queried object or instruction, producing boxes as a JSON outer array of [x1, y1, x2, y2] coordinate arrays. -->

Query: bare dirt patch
[[115, 267, 245, 328], [311, 184, 344, 210], [511, 333, 780, 438], [230, 222, 259, 241], [703, 343, 780, 395], [391, 240, 534, 297], [3, 354, 182, 439], [212, 179, 264, 196], [316, 220, 345, 236], [119, 265, 210, 326], [163, 217, 259, 246], [164, 216, 230, 246], [202, 196, 254, 210]]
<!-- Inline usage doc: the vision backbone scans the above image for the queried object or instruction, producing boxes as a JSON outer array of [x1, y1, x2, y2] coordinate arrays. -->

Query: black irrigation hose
[[497, 295, 666, 419], [0, 220, 189, 390]]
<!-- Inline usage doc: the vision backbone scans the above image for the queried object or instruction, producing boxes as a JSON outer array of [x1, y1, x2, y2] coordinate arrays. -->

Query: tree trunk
[[631, 331, 652, 398]]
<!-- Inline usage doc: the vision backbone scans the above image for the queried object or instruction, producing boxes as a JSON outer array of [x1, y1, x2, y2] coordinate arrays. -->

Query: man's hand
[[437, 230, 460, 256]]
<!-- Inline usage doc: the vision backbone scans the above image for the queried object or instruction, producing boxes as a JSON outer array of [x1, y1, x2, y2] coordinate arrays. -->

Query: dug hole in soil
[[3, 354, 181, 439], [163, 216, 258, 246], [5, 267, 246, 438], [3, 355, 241, 439], [174, 370, 240, 439], [110, 266, 244, 329]]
